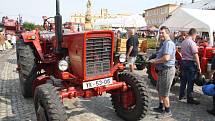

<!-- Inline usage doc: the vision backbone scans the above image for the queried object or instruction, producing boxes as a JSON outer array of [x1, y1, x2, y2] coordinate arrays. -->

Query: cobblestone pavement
[[0, 50, 215, 121]]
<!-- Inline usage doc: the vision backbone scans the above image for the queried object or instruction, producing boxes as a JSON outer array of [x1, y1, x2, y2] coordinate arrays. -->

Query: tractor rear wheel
[[111, 72, 149, 121], [34, 84, 68, 121], [16, 39, 38, 98]]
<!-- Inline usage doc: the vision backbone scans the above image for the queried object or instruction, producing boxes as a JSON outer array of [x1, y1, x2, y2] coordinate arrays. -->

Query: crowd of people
[[0, 32, 16, 52], [125, 27, 215, 119], [172, 31, 213, 47]]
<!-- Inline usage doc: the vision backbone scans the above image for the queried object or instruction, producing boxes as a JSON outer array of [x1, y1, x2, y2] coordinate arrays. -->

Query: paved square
[[0, 50, 214, 121]]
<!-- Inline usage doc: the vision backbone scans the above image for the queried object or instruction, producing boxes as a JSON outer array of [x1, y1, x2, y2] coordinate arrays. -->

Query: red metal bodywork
[[22, 30, 45, 61], [63, 22, 85, 32], [198, 46, 215, 74], [21, 29, 129, 100], [60, 80, 127, 99], [61, 31, 115, 82], [2, 18, 21, 34]]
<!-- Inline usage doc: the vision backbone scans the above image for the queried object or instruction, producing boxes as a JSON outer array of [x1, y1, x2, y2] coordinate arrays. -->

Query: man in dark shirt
[[126, 29, 139, 72]]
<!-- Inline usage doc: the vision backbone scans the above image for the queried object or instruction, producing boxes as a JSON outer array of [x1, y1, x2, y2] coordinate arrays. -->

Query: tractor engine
[[61, 31, 114, 83]]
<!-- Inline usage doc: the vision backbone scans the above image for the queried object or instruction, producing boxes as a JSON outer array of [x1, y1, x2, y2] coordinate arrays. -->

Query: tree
[[22, 22, 36, 31]]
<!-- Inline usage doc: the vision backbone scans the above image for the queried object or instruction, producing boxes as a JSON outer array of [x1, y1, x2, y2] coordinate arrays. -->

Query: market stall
[[161, 8, 215, 46]]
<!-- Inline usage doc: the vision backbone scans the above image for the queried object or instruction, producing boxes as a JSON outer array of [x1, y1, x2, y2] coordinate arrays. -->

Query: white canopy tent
[[94, 14, 147, 28], [123, 14, 147, 28], [161, 8, 215, 46]]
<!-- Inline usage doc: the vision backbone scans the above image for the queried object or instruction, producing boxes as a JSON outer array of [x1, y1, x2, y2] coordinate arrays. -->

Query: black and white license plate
[[83, 77, 113, 90]]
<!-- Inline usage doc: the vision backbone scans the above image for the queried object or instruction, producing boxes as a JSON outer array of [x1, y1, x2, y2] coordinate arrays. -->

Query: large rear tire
[[34, 84, 68, 121], [111, 72, 149, 121], [16, 39, 38, 98]]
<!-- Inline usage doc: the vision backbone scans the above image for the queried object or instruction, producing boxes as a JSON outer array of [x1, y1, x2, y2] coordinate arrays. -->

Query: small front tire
[[111, 72, 149, 121]]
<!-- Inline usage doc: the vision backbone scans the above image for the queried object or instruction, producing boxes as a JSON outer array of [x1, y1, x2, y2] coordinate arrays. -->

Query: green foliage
[[22, 22, 36, 31]]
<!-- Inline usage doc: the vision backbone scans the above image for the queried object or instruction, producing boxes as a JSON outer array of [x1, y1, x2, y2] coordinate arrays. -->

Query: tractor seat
[[39, 31, 55, 40]]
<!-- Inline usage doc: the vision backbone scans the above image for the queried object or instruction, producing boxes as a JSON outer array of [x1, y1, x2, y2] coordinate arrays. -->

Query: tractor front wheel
[[111, 72, 149, 121], [34, 84, 67, 121]]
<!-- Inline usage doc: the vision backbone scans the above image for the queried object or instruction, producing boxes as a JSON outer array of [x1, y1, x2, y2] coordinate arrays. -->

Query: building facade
[[71, 9, 130, 26], [71, 9, 112, 24], [145, 4, 179, 26]]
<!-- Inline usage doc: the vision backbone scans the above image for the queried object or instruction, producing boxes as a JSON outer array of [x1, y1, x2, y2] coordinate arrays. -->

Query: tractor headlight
[[119, 54, 126, 63], [58, 60, 69, 71]]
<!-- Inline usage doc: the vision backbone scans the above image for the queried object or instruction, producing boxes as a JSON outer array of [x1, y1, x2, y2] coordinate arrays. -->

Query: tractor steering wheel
[[43, 17, 54, 31]]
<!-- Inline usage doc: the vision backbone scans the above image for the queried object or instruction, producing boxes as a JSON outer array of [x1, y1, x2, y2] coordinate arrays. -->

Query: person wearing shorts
[[149, 26, 176, 119], [126, 29, 139, 72]]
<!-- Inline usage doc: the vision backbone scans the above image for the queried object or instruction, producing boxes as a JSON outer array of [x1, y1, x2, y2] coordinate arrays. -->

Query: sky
[[0, 0, 192, 24]]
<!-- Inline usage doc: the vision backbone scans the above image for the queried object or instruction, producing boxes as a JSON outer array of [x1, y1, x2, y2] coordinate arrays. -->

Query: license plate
[[83, 77, 113, 90]]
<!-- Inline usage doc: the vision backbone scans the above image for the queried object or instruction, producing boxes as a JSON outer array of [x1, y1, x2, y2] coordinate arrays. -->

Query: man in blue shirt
[[149, 26, 176, 119]]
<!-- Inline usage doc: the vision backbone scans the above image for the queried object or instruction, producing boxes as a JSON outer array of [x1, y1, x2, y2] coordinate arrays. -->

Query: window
[[161, 7, 166, 14], [146, 11, 148, 16]]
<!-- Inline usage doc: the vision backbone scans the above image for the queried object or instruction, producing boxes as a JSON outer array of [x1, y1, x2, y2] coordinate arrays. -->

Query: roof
[[161, 7, 215, 45], [183, 0, 215, 10], [145, 4, 178, 11]]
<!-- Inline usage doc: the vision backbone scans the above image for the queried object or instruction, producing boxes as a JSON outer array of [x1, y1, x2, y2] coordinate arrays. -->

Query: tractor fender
[[176, 49, 182, 61], [21, 31, 44, 61]]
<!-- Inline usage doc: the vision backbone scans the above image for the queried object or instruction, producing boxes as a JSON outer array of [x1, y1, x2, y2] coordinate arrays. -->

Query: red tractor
[[16, 1, 149, 121], [147, 44, 215, 87], [1, 16, 21, 34]]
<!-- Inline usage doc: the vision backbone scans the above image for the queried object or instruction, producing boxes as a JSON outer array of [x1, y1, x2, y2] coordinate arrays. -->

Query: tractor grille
[[86, 38, 112, 76]]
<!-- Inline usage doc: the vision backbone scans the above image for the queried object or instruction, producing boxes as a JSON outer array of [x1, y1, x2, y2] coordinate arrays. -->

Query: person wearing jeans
[[179, 28, 201, 105]]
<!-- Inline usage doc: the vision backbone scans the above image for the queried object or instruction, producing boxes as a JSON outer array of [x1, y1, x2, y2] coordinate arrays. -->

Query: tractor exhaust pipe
[[55, 0, 63, 53]]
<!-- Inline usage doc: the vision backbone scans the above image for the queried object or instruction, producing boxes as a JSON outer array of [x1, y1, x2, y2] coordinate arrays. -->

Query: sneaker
[[187, 98, 200, 105], [207, 109, 215, 116], [152, 107, 164, 113], [156, 112, 172, 119]]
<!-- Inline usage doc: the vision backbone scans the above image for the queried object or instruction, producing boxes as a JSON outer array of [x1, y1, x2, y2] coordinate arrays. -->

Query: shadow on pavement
[[0, 78, 36, 121], [77, 96, 123, 121]]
